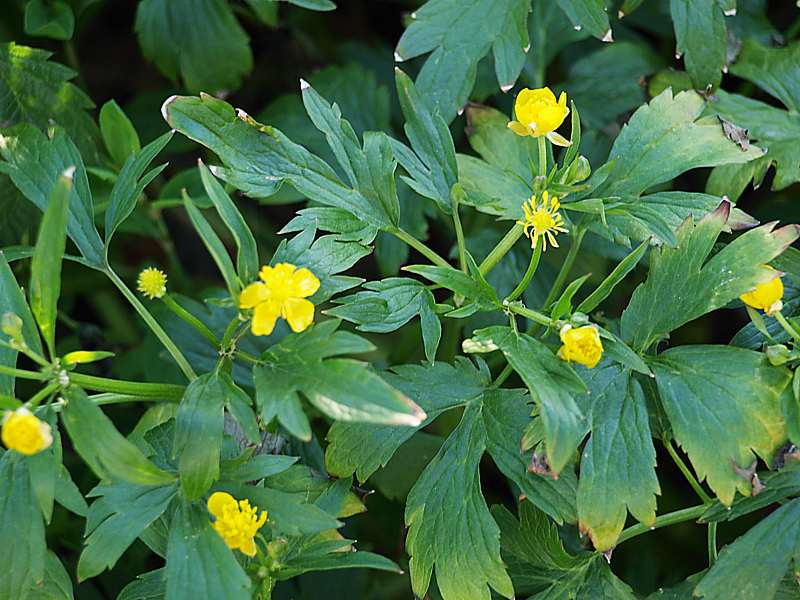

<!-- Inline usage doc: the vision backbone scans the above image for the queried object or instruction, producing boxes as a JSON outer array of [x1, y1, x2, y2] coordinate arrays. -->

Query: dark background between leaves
[[2, 1, 799, 598]]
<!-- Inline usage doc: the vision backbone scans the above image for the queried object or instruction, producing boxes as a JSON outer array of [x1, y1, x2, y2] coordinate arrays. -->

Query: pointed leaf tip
[[160, 95, 179, 123], [299, 78, 310, 91]]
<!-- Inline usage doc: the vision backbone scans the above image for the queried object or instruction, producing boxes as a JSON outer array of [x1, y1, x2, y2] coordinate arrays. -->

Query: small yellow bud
[[557, 324, 604, 369], [137, 267, 168, 300], [507, 87, 571, 146], [740, 267, 783, 315], [239, 263, 320, 336], [1, 407, 53, 455], [207, 491, 267, 556]]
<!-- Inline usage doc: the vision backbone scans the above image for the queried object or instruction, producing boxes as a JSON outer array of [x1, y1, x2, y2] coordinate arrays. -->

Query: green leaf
[[24, 0, 75, 40], [556, 0, 611, 39], [0, 455, 46, 600], [694, 497, 800, 600], [280, 206, 377, 245], [28, 430, 58, 523], [165, 500, 251, 600], [652, 345, 791, 505], [162, 93, 392, 229], [135, 0, 252, 93], [276, 551, 401, 579], [621, 202, 799, 351], [222, 455, 297, 482], [729, 39, 800, 113], [198, 162, 259, 284], [254, 320, 425, 434], [0, 251, 43, 396], [117, 569, 165, 600], [29, 551, 74, 600], [174, 373, 225, 500], [577, 239, 648, 314], [61, 386, 175, 486], [78, 481, 177, 580], [405, 258, 499, 310], [29, 170, 71, 357], [0, 42, 100, 161], [105, 131, 173, 243], [99, 100, 141, 168], [405, 404, 514, 600], [464, 326, 586, 475], [301, 81, 400, 226], [592, 89, 764, 198], [0, 124, 104, 267], [576, 364, 659, 551], [670, 0, 727, 90], [392, 68, 458, 213], [327, 278, 441, 363], [54, 463, 88, 516], [394, 0, 530, 121]]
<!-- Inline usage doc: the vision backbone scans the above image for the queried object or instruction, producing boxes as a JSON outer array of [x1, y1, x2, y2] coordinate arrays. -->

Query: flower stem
[[617, 504, 708, 545], [0, 364, 48, 381], [492, 363, 514, 388], [105, 267, 197, 380], [665, 439, 712, 503], [538, 136, 547, 178], [162, 294, 218, 346], [774, 311, 800, 344], [506, 237, 543, 303], [541, 226, 586, 311], [708, 522, 718, 565], [506, 303, 553, 328], [479, 223, 524, 276], [452, 193, 467, 273], [28, 382, 60, 409], [69, 372, 185, 400], [390, 227, 451, 269]]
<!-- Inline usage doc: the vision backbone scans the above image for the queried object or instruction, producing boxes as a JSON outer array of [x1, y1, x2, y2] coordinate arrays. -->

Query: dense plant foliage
[[2, 1, 800, 599]]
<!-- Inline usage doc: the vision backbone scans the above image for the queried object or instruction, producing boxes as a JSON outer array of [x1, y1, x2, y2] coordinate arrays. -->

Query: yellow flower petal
[[512, 87, 570, 138], [508, 120, 532, 136], [282, 298, 315, 333], [1, 408, 52, 455], [546, 131, 572, 147], [240, 537, 257, 557], [207, 491, 237, 518], [289, 267, 321, 298], [252, 300, 281, 336], [239, 282, 269, 309], [740, 266, 784, 315], [558, 325, 604, 369]]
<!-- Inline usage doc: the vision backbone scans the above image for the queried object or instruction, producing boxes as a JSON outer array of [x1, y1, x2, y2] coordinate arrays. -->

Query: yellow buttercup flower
[[207, 491, 267, 556], [557, 325, 604, 369], [740, 266, 783, 315], [240, 263, 320, 336], [518, 191, 568, 251], [137, 267, 167, 299], [507, 87, 571, 146], [1, 407, 53, 455]]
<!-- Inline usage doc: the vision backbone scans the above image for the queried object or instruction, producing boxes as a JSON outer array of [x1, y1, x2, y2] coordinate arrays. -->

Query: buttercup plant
[[2, 2, 800, 599]]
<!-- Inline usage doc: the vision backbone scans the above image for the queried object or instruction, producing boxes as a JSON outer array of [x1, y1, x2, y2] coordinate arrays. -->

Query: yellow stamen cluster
[[239, 263, 320, 336], [207, 491, 267, 556], [507, 87, 571, 146], [557, 325, 604, 369], [137, 267, 168, 300], [1, 407, 53, 455], [740, 266, 783, 315], [518, 191, 568, 251]]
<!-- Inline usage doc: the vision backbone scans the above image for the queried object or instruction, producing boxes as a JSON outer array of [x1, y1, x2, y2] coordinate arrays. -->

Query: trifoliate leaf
[[652, 345, 791, 505], [135, 0, 252, 93], [620, 201, 799, 351], [327, 278, 441, 363], [670, 0, 727, 90], [405, 403, 514, 600], [280, 207, 378, 245]]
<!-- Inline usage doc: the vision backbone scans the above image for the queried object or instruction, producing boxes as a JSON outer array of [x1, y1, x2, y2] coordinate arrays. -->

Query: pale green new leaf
[[99, 100, 141, 168], [135, 0, 252, 93], [621, 201, 799, 351], [394, 0, 530, 121], [405, 404, 514, 600], [326, 278, 441, 363], [670, 0, 727, 90], [652, 345, 791, 505]]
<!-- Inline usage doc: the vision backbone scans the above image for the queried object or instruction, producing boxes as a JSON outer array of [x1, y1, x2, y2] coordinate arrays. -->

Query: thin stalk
[[479, 224, 524, 276], [69, 372, 185, 400], [665, 439, 712, 504], [617, 504, 708, 545], [774, 311, 800, 344], [541, 226, 586, 311], [492, 363, 514, 388], [452, 194, 467, 273], [162, 294, 218, 345], [105, 267, 197, 380], [0, 364, 48, 381], [507, 237, 543, 302], [28, 382, 60, 409], [390, 227, 451, 269], [537, 136, 547, 178], [708, 522, 718, 565], [89, 393, 178, 405], [506, 303, 553, 328]]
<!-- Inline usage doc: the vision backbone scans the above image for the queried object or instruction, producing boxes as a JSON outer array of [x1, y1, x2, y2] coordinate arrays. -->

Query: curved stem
[[665, 439, 712, 504], [89, 393, 179, 405], [69, 372, 185, 400], [479, 224, 524, 276], [542, 226, 586, 311], [774, 311, 800, 344], [507, 237, 543, 303], [162, 294, 218, 346], [452, 194, 467, 273], [492, 363, 514, 388], [105, 267, 197, 380], [389, 227, 451, 269], [617, 504, 707, 545], [708, 522, 718, 565]]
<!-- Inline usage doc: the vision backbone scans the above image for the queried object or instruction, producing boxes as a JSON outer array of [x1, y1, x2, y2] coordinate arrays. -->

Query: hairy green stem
[[774, 311, 800, 344], [665, 440, 712, 504], [162, 294, 218, 345], [105, 267, 197, 380], [507, 237, 543, 303], [617, 504, 707, 545], [538, 136, 547, 178], [479, 224, 524, 276], [390, 227, 451, 269]]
